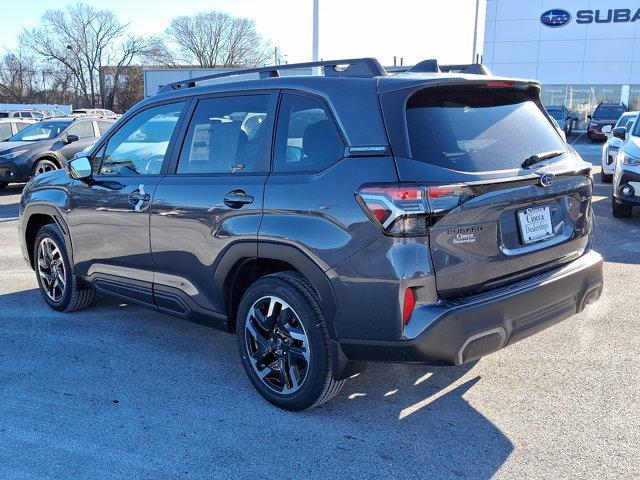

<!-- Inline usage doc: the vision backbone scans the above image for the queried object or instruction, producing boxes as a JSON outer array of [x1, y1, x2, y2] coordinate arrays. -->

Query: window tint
[[406, 86, 567, 173], [0, 113, 8, 118], [97, 102, 185, 176], [97, 121, 113, 135], [177, 95, 270, 174], [67, 121, 95, 139], [0, 123, 12, 140], [274, 94, 343, 173], [21, 112, 32, 118], [593, 105, 626, 119]]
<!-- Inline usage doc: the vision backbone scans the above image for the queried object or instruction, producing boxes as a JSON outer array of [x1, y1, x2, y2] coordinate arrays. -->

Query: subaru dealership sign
[[540, 9, 571, 27], [540, 7, 640, 27]]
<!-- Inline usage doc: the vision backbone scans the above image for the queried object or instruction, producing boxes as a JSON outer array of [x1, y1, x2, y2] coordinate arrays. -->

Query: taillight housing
[[357, 184, 474, 236]]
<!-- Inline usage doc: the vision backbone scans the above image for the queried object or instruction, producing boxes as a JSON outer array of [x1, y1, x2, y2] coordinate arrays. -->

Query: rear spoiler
[[391, 60, 492, 76]]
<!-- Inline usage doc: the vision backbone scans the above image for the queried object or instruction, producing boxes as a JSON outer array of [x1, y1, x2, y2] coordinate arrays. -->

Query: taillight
[[357, 184, 474, 236]]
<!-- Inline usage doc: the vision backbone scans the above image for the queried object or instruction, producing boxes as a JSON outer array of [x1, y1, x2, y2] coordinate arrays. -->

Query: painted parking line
[[570, 133, 584, 145]]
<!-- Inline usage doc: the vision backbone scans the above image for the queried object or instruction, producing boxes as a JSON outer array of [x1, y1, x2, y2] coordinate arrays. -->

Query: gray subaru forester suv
[[18, 58, 603, 411]]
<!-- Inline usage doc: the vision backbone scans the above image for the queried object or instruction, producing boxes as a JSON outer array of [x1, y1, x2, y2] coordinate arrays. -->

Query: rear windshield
[[406, 86, 566, 172], [593, 105, 626, 119]]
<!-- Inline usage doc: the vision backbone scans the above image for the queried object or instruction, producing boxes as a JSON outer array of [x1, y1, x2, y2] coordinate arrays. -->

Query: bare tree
[[0, 50, 39, 102], [166, 11, 272, 68], [21, 2, 160, 108]]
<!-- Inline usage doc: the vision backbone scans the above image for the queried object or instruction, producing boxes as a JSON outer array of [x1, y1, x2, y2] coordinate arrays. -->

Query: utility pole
[[471, 0, 481, 63], [312, 0, 321, 75], [312, 0, 319, 62]]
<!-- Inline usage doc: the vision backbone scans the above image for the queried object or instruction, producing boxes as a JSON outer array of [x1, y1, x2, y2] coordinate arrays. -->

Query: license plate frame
[[517, 205, 554, 245]]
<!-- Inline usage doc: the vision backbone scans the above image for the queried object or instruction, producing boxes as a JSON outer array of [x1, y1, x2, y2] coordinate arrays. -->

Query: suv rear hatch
[[376, 80, 593, 298]]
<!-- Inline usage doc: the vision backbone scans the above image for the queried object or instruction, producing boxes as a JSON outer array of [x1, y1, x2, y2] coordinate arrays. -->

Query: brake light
[[484, 81, 514, 88], [357, 184, 475, 236], [403, 288, 415, 325]]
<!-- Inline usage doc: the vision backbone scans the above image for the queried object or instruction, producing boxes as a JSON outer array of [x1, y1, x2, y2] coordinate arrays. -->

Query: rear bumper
[[339, 250, 603, 365]]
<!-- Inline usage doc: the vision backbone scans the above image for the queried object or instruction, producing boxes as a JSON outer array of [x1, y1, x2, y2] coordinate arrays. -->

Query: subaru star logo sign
[[539, 173, 556, 187], [540, 9, 572, 27]]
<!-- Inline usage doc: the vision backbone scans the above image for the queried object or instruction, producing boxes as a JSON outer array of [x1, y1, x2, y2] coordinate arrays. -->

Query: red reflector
[[403, 288, 415, 326], [484, 81, 514, 88], [365, 201, 391, 223]]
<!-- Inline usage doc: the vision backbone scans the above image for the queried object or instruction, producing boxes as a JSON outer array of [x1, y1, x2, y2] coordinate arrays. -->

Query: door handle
[[223, 189, 254, 208], [128, 184, 151, 212]]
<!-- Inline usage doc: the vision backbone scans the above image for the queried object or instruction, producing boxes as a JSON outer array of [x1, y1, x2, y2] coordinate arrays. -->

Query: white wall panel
[[491, 63, 538, 79], [493, 41, 539, 63], [538, 40, 585, 63], [494, 19, 541, 42], [584, 38, 634, 62], [537, 62, 584, 83], [582, 62, 632, 84], [495, 0, 542, 20]]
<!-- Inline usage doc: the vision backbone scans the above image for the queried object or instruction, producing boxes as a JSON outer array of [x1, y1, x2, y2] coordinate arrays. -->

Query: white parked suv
[[602, 111, 638, 183], [611, 119, 640, 217]]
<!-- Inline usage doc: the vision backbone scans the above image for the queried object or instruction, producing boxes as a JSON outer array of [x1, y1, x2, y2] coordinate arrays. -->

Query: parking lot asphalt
[[0, 138, 639, 480]]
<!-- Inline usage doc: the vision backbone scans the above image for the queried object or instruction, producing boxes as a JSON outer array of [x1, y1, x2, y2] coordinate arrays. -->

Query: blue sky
[[0, 0, 480, 65]]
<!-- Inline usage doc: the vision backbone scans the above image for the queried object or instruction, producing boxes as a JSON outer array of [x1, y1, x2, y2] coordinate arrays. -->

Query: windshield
[[616, 113, 635, 128], [593, 106, 626, 119], [9, 120, 72, 141], [546, 108, 564, 121], [406, 86, 567, 172]]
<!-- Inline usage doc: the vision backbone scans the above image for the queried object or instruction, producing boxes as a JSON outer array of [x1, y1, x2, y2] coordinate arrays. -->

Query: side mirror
[[587, 114, 592, 120], [68, 156, 92, 180], [612, 126, 627, 141], [601, 125, 612, 135], [65, 134, 79, 144]]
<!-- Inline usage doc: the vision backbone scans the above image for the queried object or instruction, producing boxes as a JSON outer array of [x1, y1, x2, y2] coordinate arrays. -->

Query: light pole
[[312, 0, 319, 62]]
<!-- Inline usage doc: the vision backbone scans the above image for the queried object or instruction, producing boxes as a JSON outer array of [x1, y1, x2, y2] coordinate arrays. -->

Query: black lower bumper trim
[[339, 251, 603, 366]]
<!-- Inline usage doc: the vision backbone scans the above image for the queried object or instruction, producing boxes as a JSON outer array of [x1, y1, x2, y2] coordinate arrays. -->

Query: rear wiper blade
[[521, 150, 564, 168]]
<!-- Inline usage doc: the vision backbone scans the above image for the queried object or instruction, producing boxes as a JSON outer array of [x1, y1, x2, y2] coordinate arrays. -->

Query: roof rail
[[158, 58, 387, 93]]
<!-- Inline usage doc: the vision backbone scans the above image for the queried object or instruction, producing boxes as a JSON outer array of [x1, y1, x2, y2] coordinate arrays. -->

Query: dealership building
[[482, 0, 640, 126]]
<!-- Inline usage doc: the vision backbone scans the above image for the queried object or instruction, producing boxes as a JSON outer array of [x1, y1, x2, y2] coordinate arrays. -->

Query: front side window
[[273, 94, 343, 173], [9, 120, 72, 141], [406, 85, 567, 172], [20, 112, 32, 118], [177, 95, 270, 174], [97, 102, 185, 176], [67, 122, 95, 139]]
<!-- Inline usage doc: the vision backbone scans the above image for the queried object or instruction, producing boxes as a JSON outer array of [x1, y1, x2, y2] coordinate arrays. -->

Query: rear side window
[[406, 86, 566, 172], [67, 121, 95, 139], [97, 121, 113, 135], [177, 95, 270, 174], [274, 94, 343, 173]]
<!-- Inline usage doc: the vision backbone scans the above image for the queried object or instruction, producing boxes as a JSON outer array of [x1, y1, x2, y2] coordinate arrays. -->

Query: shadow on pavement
[[0, 202, 18, 221], [0, 288, 513, 479]]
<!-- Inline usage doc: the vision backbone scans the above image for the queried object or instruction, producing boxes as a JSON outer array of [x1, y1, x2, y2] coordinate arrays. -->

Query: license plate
[[517, 205, 554, 244]]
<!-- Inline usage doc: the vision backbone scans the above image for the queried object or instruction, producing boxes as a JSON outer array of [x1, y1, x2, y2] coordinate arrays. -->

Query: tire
[[236, 271, 345, 411], [33, 224, 95, 312], [33, 159, 59, 177], [600, 172, 613, 183], [612, 197, 633, 218]]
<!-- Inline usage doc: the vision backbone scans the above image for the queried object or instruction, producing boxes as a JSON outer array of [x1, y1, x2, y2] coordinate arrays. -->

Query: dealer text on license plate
[[517, 205, 554, 244]]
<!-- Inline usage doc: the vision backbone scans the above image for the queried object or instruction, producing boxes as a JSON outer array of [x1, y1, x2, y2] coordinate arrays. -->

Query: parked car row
[[0, 116, 115, 189]]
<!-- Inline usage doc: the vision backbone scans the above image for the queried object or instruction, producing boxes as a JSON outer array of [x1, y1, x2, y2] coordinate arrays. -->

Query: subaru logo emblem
[[540, 9, 571, 28], [539, 173, 555, 187]]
